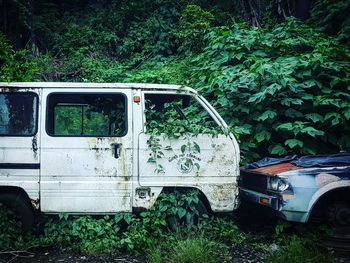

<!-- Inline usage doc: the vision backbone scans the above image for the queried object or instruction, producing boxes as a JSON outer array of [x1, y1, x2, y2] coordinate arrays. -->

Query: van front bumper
[[239, 188, 280, 211]]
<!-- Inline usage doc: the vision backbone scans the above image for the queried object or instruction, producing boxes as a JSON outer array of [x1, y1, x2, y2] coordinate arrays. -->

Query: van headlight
[[267, 176, 289, 192]]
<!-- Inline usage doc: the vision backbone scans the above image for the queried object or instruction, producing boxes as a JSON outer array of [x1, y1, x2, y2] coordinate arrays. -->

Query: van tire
[[0, 193, 34, 231]]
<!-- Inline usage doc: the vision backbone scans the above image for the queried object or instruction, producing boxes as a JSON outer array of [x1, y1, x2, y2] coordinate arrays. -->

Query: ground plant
[[0, 192, 335, 263]]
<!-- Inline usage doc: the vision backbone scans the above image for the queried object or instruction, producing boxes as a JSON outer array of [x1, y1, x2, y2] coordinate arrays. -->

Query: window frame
[[0, 92, 39, 137], [142, 91, 222, 134], [46, 92, 128, 137]]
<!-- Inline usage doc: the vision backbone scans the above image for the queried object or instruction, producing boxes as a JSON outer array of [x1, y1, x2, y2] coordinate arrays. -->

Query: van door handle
[[113, 143, 122, 159]]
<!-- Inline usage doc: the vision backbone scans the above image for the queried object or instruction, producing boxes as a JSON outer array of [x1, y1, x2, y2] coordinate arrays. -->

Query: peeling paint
[[32, 135, 38, 160], [31, 198, 40, 209], [315, 173, 340, 187]]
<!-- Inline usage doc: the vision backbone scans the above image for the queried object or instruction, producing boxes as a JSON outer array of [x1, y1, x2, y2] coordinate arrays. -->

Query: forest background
[[0, 0, 350, 163]]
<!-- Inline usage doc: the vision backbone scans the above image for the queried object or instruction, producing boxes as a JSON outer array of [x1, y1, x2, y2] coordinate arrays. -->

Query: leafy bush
[[310, 0, 350, 44], [191, 19, 350, 162], [176, 5, 214, 53], [0, 191, 206, 254], [0, 33, 39, 81]]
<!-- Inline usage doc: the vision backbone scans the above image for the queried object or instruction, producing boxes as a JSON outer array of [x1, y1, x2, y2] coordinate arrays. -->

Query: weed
[[147, 247, 162, 263], [267, 235, 334, 263], [168, 236, 220, 263], [200, 217, 251, 245]]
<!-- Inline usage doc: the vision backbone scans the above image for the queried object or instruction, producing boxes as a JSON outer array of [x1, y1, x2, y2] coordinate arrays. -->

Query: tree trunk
[[27, 0, 39, 55], [239, 0, 262, 27]]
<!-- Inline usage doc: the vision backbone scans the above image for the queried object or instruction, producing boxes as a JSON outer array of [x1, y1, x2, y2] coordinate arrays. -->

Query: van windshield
[[145, 93, 221, 137]]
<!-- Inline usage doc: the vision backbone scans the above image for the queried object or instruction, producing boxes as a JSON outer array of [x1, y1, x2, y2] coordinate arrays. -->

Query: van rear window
[[0, 93, 38, 136], [47, 93, 127, 137]]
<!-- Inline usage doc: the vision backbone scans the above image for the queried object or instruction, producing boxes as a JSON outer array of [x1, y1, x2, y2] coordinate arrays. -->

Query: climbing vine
[[144, 94, 222, 175]]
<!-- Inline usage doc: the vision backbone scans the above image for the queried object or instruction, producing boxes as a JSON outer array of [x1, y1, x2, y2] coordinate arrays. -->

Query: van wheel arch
[[161, 186, 212, 214], [0, 186, 35, 231]]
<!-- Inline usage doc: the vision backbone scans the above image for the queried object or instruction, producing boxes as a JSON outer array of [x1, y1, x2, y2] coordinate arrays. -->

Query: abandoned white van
[[0, 82, 240, 229]]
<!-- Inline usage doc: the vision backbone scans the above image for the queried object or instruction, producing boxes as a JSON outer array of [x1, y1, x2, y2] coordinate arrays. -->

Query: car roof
[[0, 82, 197, 94]]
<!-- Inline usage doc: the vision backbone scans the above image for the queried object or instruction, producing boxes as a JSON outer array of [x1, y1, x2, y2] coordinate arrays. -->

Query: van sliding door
[[40, 89, 133, 213]]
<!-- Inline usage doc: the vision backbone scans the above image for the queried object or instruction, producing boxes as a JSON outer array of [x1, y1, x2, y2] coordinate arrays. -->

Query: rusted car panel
[[240, 155, 350, 223], [0, 82, 240, 215]]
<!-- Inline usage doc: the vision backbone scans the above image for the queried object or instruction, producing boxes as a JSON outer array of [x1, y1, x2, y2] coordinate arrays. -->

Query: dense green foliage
[[310, 0, 350, 44], [0, 32, 38, 81], [1, 0, 349, 162], [192, 19, 350, 161], [0, 191, 204, 253], [0, 192, 335, 263]]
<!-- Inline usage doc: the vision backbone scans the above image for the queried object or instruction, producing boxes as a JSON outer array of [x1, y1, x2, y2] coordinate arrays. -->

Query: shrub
[[191, 19, 350, 162], [0, 33, 39, 81], [310, 0, 350, 44], [176, 5, 214, 53]]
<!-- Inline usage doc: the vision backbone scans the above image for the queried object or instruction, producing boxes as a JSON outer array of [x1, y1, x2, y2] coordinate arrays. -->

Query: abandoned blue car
[[239, 153, 350, 226]]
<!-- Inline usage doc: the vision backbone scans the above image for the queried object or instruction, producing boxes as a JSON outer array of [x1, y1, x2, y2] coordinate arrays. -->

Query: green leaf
[[344, 109, 350, 120], [254, 130, 271, 143], [281, 98, 303, 106], [301, 127, 325, 137], [270, 144, 287, 155], [181, 144, 187, 153], [325, 112, 341, 125], [305, 113, 324, 123], [193, 142, 201, 153], [177, 208, 186, 219], [276, 123, 293, 131], [248, 91, 266, 103], [285, 139, 303, 149], [256, 110, 277, 121]]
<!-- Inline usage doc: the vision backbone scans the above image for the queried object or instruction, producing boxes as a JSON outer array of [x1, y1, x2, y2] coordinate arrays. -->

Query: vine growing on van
[[144, 97, 221, 175]]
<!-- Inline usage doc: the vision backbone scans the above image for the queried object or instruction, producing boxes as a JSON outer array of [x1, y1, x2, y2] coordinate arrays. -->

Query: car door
[[138, 91, 239, 188], [40, 88, 133, 213]]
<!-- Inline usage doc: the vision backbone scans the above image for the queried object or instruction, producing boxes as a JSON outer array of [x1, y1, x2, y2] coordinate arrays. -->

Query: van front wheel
[[0, 193, 34, 231]]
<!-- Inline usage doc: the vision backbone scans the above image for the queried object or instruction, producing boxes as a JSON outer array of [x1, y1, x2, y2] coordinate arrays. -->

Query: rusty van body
[[0, 82, 240, 229]]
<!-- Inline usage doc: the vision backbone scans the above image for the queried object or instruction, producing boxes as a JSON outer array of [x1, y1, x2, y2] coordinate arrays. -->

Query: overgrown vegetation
[[0, 192, 335, 263], [1, 0, 349, 162], [192, 19, 350, 162], [0, 0, 348, 261]]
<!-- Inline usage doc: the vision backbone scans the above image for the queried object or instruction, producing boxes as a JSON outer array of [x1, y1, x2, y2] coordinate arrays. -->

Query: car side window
[[144, 93, 220, 136], [47, 93, 127, 137]]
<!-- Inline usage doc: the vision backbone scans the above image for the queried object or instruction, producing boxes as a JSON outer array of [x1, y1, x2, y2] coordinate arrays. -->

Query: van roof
[[0, 82, 197, 94]]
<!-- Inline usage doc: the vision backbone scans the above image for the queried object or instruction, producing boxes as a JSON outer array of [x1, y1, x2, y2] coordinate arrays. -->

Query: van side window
[[0, 93, 38, 136], [47, 93, 127, 137], [144, 94, 220, 135]]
